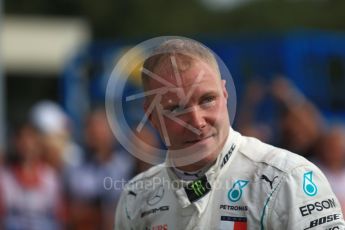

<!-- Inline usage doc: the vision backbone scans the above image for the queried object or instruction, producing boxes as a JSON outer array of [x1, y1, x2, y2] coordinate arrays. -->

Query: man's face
[[144, 56, 230, 162]]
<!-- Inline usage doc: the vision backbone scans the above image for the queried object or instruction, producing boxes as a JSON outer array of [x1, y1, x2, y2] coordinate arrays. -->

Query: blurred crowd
[[0, 102, 160, 230], [0, 76, 345, 230], [237, 76, 345, 214]]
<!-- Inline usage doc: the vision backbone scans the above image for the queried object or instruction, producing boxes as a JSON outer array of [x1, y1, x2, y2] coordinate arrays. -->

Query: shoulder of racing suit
[[238, 135, 312, 173], [236, 135, 345, 229], [126, 163, 166, 187]]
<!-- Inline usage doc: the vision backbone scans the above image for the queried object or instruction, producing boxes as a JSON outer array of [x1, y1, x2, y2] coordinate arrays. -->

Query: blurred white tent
[[0, 14, 90, 153], [200, 0, 257, 11], [0, 0, 4, 153], [2, 16, 90, 75]]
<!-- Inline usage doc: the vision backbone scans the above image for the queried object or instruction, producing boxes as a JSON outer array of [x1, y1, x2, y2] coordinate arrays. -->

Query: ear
[[221, 79, 228, 101]]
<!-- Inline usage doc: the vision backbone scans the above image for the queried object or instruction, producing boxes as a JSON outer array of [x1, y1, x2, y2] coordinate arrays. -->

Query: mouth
[[185, 134, 214, 145]]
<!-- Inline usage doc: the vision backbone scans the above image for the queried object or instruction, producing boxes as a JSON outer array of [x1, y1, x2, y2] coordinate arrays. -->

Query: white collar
[[164, 127, 242, 213]]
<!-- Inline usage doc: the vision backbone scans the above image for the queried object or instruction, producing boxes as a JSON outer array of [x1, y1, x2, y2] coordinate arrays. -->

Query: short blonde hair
[[141, 38, 220, 91]]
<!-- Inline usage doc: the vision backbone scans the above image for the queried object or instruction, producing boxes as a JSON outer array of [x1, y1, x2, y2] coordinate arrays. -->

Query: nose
[[187, 106, 206, 131]]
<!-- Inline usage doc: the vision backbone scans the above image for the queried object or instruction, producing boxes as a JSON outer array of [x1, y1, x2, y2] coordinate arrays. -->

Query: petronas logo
[[303, 171, 318, 196], [228, 180, 249, 202]]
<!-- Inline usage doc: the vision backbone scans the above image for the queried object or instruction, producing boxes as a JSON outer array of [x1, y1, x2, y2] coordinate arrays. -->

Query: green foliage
[[5, 0, 345, 38]]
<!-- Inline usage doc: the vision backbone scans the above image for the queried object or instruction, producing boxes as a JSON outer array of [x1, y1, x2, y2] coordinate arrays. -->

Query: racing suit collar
[[165, 126, 241, 179], [164, 127, 242, 214]]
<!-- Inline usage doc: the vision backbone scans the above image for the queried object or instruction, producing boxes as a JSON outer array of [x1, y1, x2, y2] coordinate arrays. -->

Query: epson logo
[[141, 206, 169, 218], [299, 198, 336, 217]]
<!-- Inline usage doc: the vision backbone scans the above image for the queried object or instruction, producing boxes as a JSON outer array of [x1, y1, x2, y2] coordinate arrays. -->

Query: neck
[[176, 158, 215, 172], [172, 159, 215, 181]]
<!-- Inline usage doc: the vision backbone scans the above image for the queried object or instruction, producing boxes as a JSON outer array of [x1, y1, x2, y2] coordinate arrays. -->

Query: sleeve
[[114, 190, 132, 230], [267, 164, 345, 230]]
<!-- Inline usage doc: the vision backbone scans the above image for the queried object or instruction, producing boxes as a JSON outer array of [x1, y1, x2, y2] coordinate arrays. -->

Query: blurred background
[[1, 0, 345, 229]]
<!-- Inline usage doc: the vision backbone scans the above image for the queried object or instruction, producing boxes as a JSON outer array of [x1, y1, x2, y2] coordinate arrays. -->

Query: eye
[[166, 105, 184, 114], [201, 95, 216, 107]]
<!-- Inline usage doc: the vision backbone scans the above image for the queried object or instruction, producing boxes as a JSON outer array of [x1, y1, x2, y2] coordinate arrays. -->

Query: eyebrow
[[199, 91, 219, 100], [161, 88, 219, 109]]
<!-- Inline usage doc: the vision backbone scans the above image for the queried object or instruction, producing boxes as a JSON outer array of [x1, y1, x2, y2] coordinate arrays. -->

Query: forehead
[[147, 57, 220, 89]]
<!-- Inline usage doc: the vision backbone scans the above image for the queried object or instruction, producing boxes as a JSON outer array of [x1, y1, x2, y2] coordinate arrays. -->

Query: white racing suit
[[115, 128, 345, 230]]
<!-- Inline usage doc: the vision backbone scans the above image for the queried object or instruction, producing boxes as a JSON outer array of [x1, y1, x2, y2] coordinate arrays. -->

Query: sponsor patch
[[141, 206, 169, 218], [304, 213, 341, 230], [220, 204, 248, 211], [325, 227, 341, 230], [260, 174, 278, 190], [220, 216, 247, 230], [228, 180, 249, 202], [299, 198, 337, 217], [221, 144, 236, 168], [184, 175, 211, 203], [147, 185, 164, 206], [303, 171, 318, 197], [146, 224, 168, 230]]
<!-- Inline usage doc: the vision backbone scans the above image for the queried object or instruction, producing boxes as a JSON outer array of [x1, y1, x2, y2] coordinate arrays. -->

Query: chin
[[192, 150, 219, 168]]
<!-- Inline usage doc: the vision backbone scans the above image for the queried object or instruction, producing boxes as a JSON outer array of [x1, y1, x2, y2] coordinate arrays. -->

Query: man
[[115, 38, 345, 229]]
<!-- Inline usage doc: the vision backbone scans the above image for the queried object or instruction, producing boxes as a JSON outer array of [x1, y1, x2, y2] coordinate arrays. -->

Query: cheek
[[163, 117, 185, 133], [205, 100, 227, 125], [151, 112, 184, 138]]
